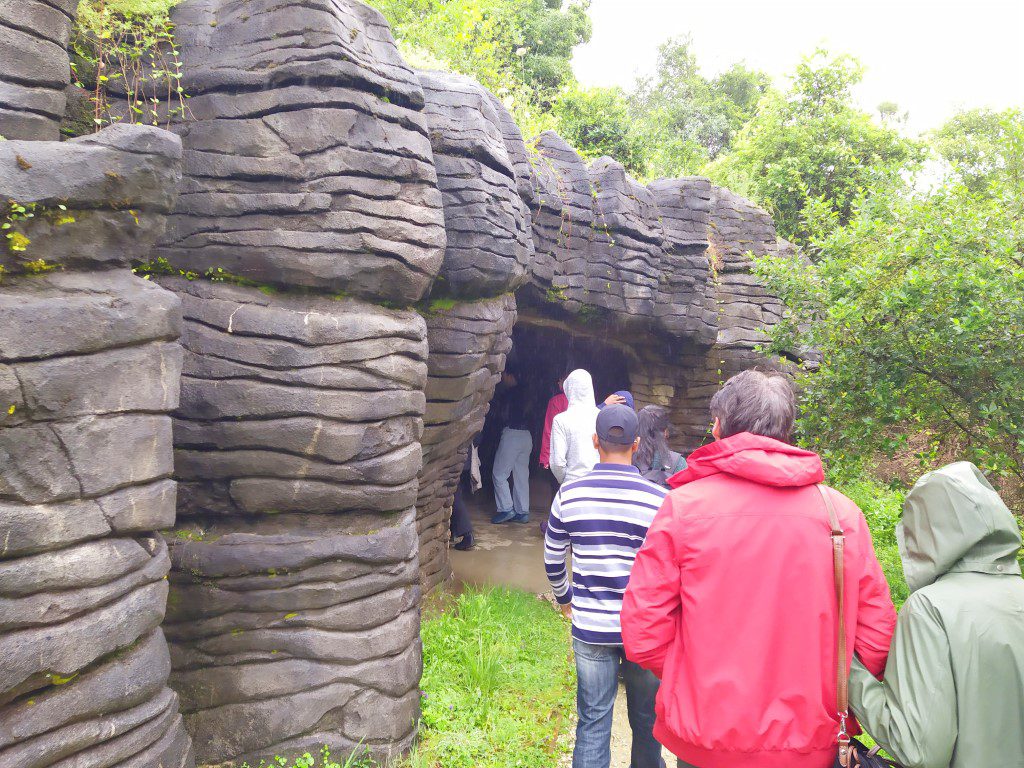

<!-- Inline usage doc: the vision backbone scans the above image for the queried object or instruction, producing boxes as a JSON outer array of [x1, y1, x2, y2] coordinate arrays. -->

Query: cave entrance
[[453, 319, 634, 593]]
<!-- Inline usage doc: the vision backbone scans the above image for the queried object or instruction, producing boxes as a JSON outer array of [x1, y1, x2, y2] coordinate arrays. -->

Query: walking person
[[545, 404, 668, 768], [449, 443, 476, 550], [621, 369, 897, 768], [549, 369, 601, 486], [491, 367, 534, 524], [849, 461, 1024, 768], [633, 405, 686, 487], [540, 370, 570, 488]]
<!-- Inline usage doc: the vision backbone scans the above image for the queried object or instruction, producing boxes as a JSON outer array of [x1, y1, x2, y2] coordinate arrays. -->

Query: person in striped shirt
[[544, 404, 668, 768]]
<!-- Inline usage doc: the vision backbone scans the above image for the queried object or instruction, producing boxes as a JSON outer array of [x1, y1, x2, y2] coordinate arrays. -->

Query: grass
[[244, 587, 575, 768], [409, 587, 576, 768]]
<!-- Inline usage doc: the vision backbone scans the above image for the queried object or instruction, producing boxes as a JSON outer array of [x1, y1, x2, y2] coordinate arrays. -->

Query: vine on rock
[[71, 1, 189, 131]]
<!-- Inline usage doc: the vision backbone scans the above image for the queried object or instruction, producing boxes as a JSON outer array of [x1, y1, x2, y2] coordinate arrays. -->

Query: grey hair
[[709, 369, 796, 442]]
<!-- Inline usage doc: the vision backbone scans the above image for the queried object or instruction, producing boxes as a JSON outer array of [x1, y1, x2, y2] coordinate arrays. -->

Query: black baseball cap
[[596, 404, 639, 445]]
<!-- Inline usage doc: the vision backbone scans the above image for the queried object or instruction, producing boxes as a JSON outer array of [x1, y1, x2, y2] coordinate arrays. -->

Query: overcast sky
[[572, 0, 1024, 134]]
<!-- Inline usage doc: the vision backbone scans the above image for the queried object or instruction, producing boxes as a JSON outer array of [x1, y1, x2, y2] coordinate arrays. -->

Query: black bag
[[820, 486, 902, 768], [836, 737, 900, 768], [641, 450, 683, 487]]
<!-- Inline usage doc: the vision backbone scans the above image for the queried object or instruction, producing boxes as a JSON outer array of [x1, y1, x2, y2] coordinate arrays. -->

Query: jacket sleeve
[[539, 398, 557, 468], [544, 491, 572, 604], [549, 417, 568, 483], [851, 508, 898, 676], [848, 595, 957, 768], [621, 495, 680, 679]]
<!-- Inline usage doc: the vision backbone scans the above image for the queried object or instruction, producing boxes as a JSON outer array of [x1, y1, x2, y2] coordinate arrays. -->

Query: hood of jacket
[[899, 461, 1022, 593], [668, 432, 824, 489], [563, 369, 596, 408]]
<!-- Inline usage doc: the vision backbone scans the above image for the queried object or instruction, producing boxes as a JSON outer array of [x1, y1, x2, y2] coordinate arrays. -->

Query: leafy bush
[[241, 745, 374, 768], [551, 86, 646, 175], [830, 470, 909, 606], [755, 115, 1024, 484]]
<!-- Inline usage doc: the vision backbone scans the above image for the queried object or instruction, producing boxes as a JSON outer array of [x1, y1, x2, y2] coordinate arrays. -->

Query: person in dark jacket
[[849, 461, 1024, 768], [449, 443, 475, 550], [491, 368, 535, 524]]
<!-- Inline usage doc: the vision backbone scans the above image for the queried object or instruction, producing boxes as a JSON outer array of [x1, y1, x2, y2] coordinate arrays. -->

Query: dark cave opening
[[477, 320, 633, 494]]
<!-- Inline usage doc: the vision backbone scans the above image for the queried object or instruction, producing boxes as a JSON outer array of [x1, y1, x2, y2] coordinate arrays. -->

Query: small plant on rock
[[72, 0, 190, 130]]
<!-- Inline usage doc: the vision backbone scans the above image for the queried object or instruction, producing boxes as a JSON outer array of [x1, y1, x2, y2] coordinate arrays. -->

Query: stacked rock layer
[[0, 0, 77, 141], [156, 0, 446, 304], [0, 126, 194, 767], [160, 280, 426, 765], [153, 0, 439, 763], [412, 70, 528, 589]]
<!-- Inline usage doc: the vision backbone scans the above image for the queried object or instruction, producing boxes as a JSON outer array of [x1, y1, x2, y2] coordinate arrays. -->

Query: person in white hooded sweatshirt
[[549, 369, 601, 485]]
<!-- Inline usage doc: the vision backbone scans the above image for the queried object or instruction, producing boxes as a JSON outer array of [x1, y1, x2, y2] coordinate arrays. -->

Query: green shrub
[[830, 470, 910, 607]]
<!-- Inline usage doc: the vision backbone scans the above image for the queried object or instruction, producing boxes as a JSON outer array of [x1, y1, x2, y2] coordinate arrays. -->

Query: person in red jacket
[[539, 372, 570, 474], [621, 369, 896, 768]]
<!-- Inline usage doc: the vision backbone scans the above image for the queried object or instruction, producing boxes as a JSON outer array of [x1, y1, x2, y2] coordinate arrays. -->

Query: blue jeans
[[492, 427, 532, 518], [573, 639, 665, 768]]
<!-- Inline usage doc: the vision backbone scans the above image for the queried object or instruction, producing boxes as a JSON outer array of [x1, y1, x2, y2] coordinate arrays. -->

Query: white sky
[[572, 0, 1024, 134]]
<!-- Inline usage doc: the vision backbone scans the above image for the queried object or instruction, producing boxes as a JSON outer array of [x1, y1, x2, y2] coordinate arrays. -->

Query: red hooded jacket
[[621, 433, 896, 768]]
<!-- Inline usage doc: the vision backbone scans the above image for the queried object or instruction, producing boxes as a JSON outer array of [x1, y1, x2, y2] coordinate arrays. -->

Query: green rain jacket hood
[[849, 461, 1024, 768], [898, 461, 1022, 592]]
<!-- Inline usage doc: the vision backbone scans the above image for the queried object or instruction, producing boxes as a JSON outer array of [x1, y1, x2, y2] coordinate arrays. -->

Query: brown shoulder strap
[[817, 484, 852, 759]]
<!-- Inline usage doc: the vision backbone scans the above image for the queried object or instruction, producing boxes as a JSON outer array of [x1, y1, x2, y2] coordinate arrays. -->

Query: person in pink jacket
[[539, 373, 569, 472], [621, 369, 896, 768]]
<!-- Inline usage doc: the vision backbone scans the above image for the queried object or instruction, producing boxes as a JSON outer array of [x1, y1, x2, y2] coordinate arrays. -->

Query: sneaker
[[491, 510, 517, 524], [453, 532, 475, 551], [512, 514, 531, 524]]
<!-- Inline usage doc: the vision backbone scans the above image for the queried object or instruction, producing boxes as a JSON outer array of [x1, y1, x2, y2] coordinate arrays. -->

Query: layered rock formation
[[160, 279, 425, 765], [158, 0, 446, 304], [0, 126, 194, 767], [152, 0, 436, 762], [0, 0, 77, 141], [416, 295, 516, 588], [0, 1, 804, 764], [411, 70, 528, 588]]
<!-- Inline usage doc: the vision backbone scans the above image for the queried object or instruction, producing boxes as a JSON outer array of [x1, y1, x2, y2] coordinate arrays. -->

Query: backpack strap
[[817, 484, 852, 766]]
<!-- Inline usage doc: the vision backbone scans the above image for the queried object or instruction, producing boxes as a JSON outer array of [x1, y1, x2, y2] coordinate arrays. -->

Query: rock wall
[[0, 126, 194, 767], [0, 0, 78, 141], [412, 70, 527, 590], [151, 0, 437, 763], [0, 0, 803, 764], [157, 0, 446, 304], [160, 279, 426, 765]]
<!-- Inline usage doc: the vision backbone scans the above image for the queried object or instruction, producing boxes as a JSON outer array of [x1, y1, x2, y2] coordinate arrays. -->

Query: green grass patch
[[410, 586, 575, 768]]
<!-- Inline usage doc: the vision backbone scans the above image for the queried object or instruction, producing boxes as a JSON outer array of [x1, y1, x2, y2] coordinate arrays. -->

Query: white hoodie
[[549, 369, 601, 484]]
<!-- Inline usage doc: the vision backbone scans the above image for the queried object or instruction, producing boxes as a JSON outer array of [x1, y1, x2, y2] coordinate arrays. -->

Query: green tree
[[755, 153, 1024, 482], [629, 37, 771, 178], [366, 0, 591, 121], [550, 86, 646, 174], [707, 51, 923, 245], [931, 108, 1024, 195]]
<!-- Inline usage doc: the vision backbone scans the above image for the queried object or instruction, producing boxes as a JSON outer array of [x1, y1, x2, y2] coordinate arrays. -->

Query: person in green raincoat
[[849, 461, 1024, 768]]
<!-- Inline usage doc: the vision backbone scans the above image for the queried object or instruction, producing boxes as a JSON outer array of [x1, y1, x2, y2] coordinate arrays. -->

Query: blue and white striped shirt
[[544, 463, 669, 645]]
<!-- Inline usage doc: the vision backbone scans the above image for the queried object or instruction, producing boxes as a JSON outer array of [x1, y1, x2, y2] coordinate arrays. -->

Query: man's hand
[[559, 603, 572, 620], [604, 394, 626, 406]]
